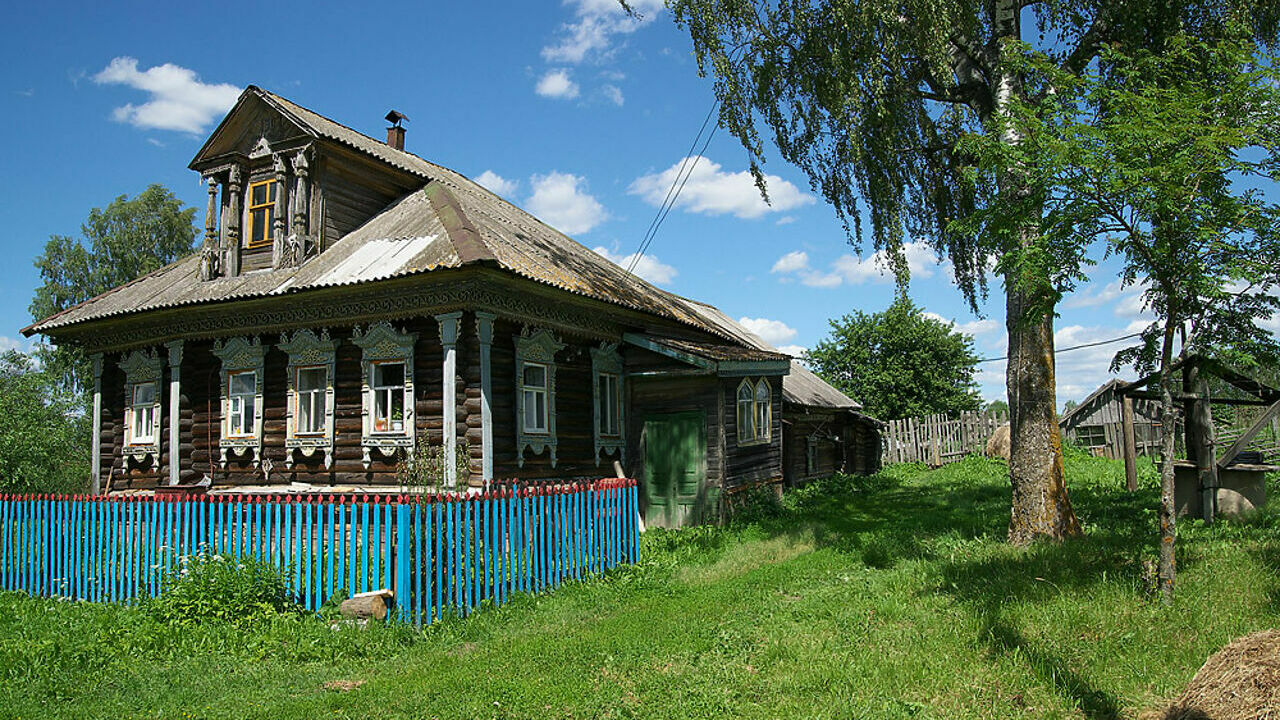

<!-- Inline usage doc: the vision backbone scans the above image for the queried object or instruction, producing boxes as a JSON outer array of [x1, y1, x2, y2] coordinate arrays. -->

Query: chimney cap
[[385, 110, 409, 126]]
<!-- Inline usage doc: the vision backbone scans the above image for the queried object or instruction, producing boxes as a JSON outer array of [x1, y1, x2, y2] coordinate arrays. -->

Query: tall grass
[[1, 450, 1275, 719]]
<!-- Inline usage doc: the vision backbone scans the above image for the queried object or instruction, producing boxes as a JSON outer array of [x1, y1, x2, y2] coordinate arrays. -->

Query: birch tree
[[659, 0, 1279, 543]]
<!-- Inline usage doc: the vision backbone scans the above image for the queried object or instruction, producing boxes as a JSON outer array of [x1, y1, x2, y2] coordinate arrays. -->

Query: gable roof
[[1058, 378, 1126, 427], [25, 87, 727, 338]]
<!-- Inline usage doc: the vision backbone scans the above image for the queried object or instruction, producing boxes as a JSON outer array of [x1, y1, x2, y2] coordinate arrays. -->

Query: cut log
[[339, 589, 393, 621]]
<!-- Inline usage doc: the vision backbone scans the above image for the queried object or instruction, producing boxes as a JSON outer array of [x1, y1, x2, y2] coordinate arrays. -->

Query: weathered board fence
[[0, 479, 638, 626], [881, 410, 1009, 467]]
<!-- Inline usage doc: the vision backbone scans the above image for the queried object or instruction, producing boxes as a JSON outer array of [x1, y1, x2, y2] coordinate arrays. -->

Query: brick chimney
[[385, 110, 408, 151]]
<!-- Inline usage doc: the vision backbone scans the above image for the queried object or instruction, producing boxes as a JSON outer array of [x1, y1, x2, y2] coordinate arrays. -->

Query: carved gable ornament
[[352, 322, 418, 468], [212, 336, 267, 469], [514, 327, 565, 468], [278, 328, 339, 469]]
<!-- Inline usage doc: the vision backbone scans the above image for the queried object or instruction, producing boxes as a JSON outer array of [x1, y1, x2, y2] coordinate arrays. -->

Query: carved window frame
[[353, 322, 417, 469], [212, 336, 267, 468], [590, 342, 625, 466], [736, 377, 772, 447], [119, 349, 164, 469], [514, 328, 564, 468], [278, 329, 338, 469]]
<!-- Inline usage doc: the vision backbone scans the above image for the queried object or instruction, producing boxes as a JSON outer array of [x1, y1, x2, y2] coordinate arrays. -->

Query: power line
[[977, 331, 1144, 363], [624, 97, 720, 277]]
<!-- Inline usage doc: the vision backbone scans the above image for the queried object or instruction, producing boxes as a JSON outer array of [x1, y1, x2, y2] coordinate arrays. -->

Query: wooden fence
[[0, 479, 638, 626], [881, 410, 1009, 467]]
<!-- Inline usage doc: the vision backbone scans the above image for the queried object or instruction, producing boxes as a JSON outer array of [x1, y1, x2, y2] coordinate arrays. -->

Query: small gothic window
[[754, 379, 772, 442], [737, 380, 755, 443]]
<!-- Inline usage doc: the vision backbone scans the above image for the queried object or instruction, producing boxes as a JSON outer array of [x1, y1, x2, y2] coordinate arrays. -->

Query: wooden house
[[1059, 379, 1165, 459], [23, 86, 879, 527]]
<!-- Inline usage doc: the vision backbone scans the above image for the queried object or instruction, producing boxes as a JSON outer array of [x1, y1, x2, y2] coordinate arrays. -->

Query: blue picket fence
[[0, 479, 639, 626]]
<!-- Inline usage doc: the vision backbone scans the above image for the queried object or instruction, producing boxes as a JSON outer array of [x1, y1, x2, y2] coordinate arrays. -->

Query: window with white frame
[[279, 328, 338, 469], [352, 322, 417, 469], [590, 342, 625, 466], [227, 371, 256, 437], [372, 362, 406, 434], [295, 366, 328, 435], [212, 336, 267, 468], [515, 328, 564, 467], [118, 348, 164, 469], [736, 377, 773, 446], [521, 363, 549, 434], [129, 381, 158, 444], [597, 373, 620, 436]]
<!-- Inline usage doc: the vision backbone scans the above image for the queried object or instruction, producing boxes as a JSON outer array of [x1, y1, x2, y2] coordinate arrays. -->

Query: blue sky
[[3, 1, 1273, 407]]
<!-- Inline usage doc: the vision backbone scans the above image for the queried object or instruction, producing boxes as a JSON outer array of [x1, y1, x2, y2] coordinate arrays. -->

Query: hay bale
[[985, 424, 1011, 461], [1150, 629, 1280, 720]]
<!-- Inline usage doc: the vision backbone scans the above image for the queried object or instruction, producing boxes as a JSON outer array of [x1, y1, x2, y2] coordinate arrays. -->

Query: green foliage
[[807, 296, 981, 419], [396, 438, 472, 493], [30, 184, 197, 394], [144, 551, 298, 625], [2, 457, 1279, 718], [0, 351, 89, 494]]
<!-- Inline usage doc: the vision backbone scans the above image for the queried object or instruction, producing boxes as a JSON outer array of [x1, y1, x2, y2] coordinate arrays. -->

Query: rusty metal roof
[[26, 87, 732, 338]]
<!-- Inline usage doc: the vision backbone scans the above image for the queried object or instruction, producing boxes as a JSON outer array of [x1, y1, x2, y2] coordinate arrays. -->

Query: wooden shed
[[1059, 379, 1166, 459]]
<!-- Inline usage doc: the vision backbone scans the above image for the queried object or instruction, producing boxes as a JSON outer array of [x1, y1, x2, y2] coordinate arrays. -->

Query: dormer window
[[247, 179, 277, 249]]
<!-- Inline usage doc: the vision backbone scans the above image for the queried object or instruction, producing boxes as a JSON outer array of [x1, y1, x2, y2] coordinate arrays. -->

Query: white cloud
[[526, 172, 607, 235], [629, 157, 813, 220], [0, 336, 28, 354], [535, 69, 580, 99], [777, 344, 807, 358], [93, 57, 240, 134], [542, 0, 664, 64], [602, 84, 624, 106], [775, 216, 796, 226], [737, 317, 798, 347], [592, 245, 677, 285], [474, 170, 518, 197], [770, 242, 948, 288], [771, 251, 810, 274]]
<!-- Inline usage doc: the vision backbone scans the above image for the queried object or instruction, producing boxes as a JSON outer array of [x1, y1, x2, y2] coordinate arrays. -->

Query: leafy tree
[[984, 399, 1010, 415], [0, 351, 90, 494], [993, 33, 1280, 601], [660, 0, 1279, 543], [808, 297, 981, 420], [30, 184, 197, 395]]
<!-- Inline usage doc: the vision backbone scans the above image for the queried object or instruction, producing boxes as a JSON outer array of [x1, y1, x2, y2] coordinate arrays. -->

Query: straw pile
[[1151, 629, 1280, 720]]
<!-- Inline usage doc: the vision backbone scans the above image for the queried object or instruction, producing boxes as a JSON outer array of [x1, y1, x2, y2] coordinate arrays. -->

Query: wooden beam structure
[[1217, 399, 1280, 469]]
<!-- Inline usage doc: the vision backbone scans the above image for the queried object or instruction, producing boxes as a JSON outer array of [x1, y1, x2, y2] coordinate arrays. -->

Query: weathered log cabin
[[23, 86, 880, 527]]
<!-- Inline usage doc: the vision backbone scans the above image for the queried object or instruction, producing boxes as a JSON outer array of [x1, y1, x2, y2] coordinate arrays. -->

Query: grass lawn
[[2, 451, 1277, 719]]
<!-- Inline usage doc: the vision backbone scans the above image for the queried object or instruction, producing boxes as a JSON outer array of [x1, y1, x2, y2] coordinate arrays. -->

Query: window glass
[[372, 362, 407, 433], [737, 381, 755, 442], [597, 373, 620, 436], [247, 179, 277, 248], [523, 364, 547, 388], [130, 382, 157, 443], [296, 367, 327, 434], [755, 380, 771, 440]]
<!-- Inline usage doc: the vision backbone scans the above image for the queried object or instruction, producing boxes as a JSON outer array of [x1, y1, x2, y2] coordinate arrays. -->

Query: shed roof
[[678, 298, 868, 412], [25, 87, 726, 339]]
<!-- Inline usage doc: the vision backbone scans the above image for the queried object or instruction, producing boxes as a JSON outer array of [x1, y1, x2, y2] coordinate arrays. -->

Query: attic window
[[247, 179, 277, 249]]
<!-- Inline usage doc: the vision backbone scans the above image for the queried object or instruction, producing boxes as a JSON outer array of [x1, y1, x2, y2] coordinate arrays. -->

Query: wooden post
[[475, 312, 495, 482], [271, 154, 288, 268], [226, 166, 243, 277], [90, 354, 103, 495], [165, 341, 183, 486], [291, 151, 309, 238], [1186, 365, 1219, 523], [1121, 396, 1138, 491], [436, 312, 462, 488]]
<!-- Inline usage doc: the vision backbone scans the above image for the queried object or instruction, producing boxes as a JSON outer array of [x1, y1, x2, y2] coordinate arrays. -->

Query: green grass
[[2, 451, 1277, 719]]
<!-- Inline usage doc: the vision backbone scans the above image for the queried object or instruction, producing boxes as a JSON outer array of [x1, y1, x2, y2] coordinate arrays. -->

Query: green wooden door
[[643, 411, 706, 528]]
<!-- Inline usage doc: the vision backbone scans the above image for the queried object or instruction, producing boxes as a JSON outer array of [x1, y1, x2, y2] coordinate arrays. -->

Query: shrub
[[145, 551, 298, 625]]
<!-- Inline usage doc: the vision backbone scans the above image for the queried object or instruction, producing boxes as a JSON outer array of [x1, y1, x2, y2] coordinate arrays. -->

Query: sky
[[2, 1, 1275, 408]]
